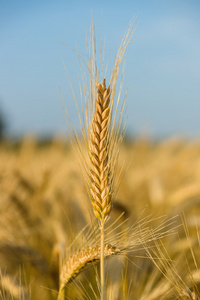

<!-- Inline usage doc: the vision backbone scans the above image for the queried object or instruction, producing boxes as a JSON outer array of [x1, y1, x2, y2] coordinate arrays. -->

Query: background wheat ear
[[0, 272, 30, 300]]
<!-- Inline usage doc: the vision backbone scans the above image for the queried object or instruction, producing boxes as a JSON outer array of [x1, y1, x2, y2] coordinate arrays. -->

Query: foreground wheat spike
[[60, 18, 135, 300], [89, 79, 111, 221]]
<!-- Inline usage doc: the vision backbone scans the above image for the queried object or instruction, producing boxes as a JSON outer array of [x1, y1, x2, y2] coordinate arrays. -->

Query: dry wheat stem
[[100, 222, 105, 300]]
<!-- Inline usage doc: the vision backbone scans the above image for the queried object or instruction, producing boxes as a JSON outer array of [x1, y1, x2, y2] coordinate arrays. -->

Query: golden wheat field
[[0, 136, 200, 300], [1, 15, 200, 300]]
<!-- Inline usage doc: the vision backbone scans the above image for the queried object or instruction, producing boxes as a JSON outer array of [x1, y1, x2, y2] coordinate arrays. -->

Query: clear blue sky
[[1, 0, 200, 138]]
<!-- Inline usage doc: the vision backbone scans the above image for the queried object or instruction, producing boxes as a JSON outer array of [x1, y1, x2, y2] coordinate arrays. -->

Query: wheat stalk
[[87, 21, 135, 299]]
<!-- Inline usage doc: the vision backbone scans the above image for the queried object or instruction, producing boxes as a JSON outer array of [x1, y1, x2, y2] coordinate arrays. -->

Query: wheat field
[[1, 17, 200, 300], [0, 136, 200, 299]]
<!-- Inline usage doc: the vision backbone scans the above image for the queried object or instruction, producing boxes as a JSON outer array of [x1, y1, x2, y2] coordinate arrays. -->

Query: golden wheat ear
[[59, 244, 120, 291], [60, 17, 136, 189], [0, 271, 30, 300], [89, 79, 111, 221]]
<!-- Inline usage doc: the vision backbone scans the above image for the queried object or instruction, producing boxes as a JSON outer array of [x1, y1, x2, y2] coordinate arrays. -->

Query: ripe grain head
[[60, 18, 136, 223]]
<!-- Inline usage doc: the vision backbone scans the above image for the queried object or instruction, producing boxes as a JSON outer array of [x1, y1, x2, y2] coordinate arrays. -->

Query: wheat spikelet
[[89, 79, 111, 221], [59, 244, 120, 291]]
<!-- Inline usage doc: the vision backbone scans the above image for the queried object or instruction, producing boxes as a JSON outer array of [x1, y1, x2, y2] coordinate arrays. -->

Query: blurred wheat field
[[1, 136, 200, 299]]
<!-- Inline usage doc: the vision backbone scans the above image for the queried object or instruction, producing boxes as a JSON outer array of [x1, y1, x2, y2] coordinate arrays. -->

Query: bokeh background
[[1, 0, 200, 139]]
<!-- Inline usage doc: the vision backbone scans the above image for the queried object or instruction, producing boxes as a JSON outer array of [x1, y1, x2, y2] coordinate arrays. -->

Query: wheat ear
[[89, 79, 111, 222], [57, 244, 120, 300], [0, 273, 30, 300]]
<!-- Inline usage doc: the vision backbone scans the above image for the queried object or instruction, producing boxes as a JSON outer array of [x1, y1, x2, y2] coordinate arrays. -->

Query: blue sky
[[1, 0, 200, 138]]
